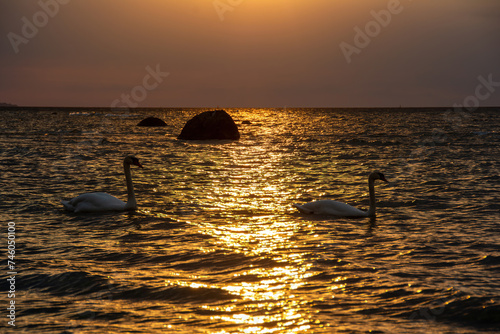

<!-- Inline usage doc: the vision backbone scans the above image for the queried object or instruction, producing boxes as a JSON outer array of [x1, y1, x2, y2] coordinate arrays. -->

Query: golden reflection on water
[[170, 114, 322, 332], [182, 216, 319, 333], [154, 110, 366, 332]]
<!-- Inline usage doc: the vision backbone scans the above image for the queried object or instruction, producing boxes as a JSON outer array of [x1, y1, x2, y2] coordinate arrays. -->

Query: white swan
[[61, 156, 143, 213], [293, 171, 388, 217]]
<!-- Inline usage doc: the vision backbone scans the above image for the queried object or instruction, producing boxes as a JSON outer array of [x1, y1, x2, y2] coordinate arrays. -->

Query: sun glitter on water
[[161, 111, 326, 332]]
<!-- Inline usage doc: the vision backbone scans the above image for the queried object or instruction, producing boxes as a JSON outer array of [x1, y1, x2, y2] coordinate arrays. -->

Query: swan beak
[[134, 161, 144, 168], [381, 176, 388, 182]]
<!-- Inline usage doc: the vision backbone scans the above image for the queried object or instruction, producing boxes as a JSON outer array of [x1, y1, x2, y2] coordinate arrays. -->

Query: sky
[[1, 0, 499, 107]]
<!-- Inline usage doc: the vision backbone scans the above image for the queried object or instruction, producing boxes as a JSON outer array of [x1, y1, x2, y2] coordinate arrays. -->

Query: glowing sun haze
[[1, 0, 499, 107]]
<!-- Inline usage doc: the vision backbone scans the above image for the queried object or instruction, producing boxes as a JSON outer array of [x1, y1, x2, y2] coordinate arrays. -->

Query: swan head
[[124, 155, 143, 168], [371, 171, 388, 182]]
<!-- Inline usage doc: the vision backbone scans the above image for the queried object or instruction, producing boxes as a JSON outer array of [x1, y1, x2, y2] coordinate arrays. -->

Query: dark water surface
[[1, 107, 499, 333]]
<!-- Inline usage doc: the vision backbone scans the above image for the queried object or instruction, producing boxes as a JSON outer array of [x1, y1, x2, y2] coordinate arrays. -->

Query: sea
[[0, 107, 499, 333]]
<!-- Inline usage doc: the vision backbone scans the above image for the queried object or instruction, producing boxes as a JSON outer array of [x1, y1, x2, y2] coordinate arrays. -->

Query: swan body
[[62, 192, 129, 213], [294, 199, 370, 217], [293, 171, 388, 217], [61, 156, 143, 213]]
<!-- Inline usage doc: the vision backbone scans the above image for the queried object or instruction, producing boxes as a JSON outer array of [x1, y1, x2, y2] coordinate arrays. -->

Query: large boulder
[[137, 116, 167, 127], [177, 110, 240, 140]]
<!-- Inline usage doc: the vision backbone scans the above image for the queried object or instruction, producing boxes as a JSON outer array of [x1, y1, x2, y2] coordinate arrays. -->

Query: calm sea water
[[1, 107, 499, 333]]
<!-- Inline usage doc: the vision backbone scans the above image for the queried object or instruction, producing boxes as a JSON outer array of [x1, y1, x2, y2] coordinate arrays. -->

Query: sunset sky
[[1, 0, 499, 107]]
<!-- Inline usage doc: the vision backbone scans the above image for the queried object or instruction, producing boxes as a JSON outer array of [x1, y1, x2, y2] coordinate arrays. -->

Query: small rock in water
[[137, 117, 167, 127]]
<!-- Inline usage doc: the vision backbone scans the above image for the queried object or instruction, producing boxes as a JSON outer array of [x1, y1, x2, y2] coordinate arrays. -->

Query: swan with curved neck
[[293, 171, 388, 217], [61, 156, 143, 213]]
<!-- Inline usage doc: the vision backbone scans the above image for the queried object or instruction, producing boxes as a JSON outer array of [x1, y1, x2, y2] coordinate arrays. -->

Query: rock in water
[[177, 110, 240, 140], [137, 117, 167, 127]]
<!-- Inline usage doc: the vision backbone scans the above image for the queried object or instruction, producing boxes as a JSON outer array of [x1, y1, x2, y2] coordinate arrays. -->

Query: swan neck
[[367, 177, 376, 217], [124, 162, 136, 209]]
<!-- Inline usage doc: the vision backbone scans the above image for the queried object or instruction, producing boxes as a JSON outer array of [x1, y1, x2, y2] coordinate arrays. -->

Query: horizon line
[[2, 105, 500, 110]]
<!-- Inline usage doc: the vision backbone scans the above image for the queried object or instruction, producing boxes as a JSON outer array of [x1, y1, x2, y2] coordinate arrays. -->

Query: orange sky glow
[[1, 0, 499, 107]]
